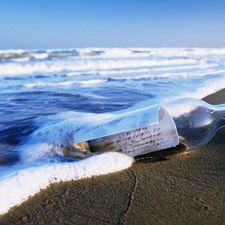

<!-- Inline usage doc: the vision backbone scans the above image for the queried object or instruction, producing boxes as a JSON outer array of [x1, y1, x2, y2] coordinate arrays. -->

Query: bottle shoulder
[[163, 98, 212, 118], [163, 98, 225, 149]]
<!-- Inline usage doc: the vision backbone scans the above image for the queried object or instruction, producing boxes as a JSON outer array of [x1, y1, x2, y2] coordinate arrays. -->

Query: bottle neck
[[213, 103, 225, 111]]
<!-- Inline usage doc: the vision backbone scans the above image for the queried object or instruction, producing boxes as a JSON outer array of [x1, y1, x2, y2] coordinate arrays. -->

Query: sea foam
[[0, 152, 134, 215], [0, 58, 198, 76]]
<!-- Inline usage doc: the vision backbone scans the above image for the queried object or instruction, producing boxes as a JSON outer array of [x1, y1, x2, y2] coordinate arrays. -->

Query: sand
[[1, 89, 225, 225]]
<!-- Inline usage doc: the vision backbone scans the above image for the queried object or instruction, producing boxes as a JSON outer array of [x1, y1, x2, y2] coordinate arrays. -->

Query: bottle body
[[69, 98, 225, 157]]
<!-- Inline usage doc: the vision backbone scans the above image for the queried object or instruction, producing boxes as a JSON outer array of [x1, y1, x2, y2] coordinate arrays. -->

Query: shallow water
[[0, 47, 225, 215]]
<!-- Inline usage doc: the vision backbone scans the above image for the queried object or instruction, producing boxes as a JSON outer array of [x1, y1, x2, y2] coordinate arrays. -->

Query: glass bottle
[[70, 98, 225, 157]]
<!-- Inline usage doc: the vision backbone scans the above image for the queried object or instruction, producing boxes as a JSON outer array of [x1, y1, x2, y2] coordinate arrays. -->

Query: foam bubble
[[0, 152, 134, 215]]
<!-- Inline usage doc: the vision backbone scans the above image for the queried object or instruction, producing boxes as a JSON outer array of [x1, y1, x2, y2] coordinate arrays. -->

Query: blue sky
[[1, 0, 225, 49]]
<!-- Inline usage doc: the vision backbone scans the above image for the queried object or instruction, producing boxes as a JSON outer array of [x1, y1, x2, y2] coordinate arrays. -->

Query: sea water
[[0, 47, 225, 214]]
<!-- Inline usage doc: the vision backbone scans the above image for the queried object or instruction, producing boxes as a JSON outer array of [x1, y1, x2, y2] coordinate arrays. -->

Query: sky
[[1, 0, 225, 49]]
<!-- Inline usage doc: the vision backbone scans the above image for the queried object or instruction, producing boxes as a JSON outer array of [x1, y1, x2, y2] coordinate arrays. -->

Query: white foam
[[0, 49, 26, 54], [181, 76, 225, 100], [24, 81, 75, 88], [24, 79, 107, 88], [3, 47, 224, 77], [19, 112, 115, 163], [0, 152, 133, 215], [78, 79, 107, 86], [11, 57, 30, 62], [159, 69, 225, 79], [66, 63, 218, 78], [146, 47, 225, 57], [0, 58, 198, 76], [32, 53, 49, 59], [100, 48, 133, 58]]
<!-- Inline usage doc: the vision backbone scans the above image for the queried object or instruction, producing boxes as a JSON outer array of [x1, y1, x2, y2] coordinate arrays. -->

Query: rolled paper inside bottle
[[86, 107, 179, 157]]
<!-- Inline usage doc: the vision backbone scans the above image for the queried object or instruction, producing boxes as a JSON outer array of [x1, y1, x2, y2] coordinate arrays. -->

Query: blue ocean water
[[0, 47, 225, 214]]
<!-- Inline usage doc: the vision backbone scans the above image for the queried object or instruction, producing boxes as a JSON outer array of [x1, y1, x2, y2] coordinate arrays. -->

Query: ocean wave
[[66, 63, 218, 77], [1, 47, 225, 62], [0, 58, 199, 76], [24, 79, 107, 88], [22, 68, 225, 89]]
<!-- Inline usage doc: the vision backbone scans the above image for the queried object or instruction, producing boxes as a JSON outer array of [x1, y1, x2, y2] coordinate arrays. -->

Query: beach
[[0, 89, 225, 224]]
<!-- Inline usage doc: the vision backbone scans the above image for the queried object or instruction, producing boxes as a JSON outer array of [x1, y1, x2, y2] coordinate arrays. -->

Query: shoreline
[[1, 89, 225, 224]]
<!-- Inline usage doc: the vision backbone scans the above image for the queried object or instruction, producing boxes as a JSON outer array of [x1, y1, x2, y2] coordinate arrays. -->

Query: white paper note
[[89, 107, 179, 156]]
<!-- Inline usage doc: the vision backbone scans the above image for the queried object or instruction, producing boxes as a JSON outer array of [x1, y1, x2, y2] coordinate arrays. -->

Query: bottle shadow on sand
[[134, 143, 188, 164]]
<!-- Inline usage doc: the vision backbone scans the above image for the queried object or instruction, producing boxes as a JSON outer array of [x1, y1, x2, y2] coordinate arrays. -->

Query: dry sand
[[1, 89, 225, 225]]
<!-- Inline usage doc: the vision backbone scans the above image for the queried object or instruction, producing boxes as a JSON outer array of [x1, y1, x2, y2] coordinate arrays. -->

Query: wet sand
[[1, 89, 225, 225]]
